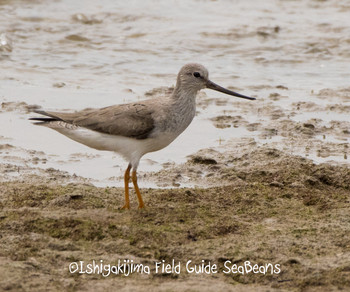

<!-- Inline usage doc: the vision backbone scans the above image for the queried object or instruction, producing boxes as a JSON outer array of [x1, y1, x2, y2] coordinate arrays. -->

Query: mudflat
[[1, 147, 349, 291]]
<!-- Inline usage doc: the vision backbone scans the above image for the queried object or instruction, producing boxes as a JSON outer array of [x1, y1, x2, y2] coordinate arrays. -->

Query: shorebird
[[30, 63, 255, 209]]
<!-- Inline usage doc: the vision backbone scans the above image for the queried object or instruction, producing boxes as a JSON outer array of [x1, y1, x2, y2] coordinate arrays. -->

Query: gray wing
[[32, 103, 155, 140]]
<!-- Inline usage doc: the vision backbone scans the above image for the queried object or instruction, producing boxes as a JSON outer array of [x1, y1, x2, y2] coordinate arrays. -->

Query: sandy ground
[[1, 146, 349, 291]]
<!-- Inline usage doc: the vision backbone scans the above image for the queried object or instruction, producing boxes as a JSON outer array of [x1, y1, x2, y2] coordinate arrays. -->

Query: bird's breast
[[152, 98, 196, 140]]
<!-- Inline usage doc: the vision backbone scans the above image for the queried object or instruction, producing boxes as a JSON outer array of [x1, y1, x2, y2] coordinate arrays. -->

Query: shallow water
[[1, 0, 349, 186]]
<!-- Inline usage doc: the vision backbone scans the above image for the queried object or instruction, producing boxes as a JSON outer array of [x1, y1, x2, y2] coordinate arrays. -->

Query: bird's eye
[[193, 72, 201, 78]]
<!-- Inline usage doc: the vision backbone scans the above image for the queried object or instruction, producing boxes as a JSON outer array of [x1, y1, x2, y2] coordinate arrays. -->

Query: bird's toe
[[120, 204, 130, 210]]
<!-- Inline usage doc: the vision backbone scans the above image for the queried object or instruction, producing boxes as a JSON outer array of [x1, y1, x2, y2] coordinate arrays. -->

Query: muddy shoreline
[[1, 0, 350, 290], [1, 146, 349, 291], [0, 86, 349, 291], [1, 76, 349, 292], [1, 84, 349, 188]]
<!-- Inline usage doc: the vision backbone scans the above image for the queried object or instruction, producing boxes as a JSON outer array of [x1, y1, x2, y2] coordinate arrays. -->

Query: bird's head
[[175, 63, 255, 100]]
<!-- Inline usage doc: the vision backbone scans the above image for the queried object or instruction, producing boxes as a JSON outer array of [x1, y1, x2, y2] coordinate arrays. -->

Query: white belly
[[46, 121, 176, 167]]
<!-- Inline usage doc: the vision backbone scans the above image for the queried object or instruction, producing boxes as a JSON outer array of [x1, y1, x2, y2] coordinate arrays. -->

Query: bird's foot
[[138, 203, 145, 209], [120, 204, 130, 210]]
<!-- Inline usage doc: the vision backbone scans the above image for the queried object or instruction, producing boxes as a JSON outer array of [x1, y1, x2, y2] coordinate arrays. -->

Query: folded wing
[[30, 103, 155, 140]]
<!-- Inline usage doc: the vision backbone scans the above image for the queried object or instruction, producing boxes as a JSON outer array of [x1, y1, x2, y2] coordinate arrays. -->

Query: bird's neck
[[172, 81, 199, 104], [167, 83, 197, 133]]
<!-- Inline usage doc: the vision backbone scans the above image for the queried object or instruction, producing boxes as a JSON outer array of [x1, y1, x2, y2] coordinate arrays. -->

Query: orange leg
[[132, 170, 145, 209], [121, 164, 131, 210]]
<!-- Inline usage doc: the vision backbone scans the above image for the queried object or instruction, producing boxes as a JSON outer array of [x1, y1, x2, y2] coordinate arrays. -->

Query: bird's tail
[[29, 110, 61, 125]]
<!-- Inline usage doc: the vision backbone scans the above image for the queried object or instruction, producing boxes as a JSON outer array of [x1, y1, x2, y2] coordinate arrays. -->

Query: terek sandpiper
[[30, 63, 255, 209]]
